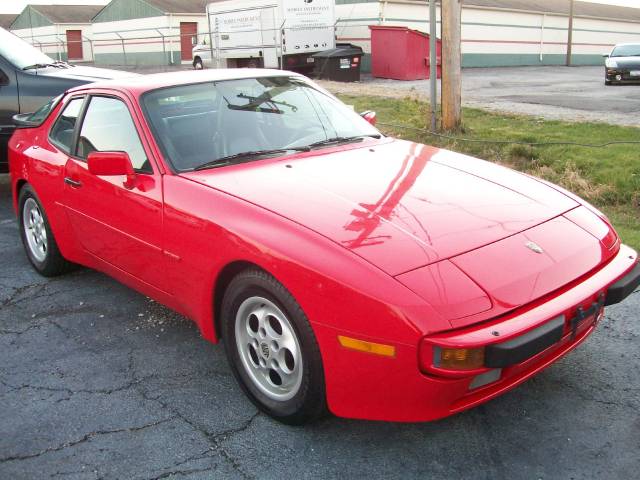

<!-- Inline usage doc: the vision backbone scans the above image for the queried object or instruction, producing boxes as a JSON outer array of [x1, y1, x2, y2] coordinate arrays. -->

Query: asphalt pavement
[[1, 176, 639, 479], [319, 65, 640, 126]]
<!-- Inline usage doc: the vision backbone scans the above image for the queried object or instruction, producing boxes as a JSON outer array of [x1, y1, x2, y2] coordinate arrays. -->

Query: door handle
[[64, 177, 82, 188]]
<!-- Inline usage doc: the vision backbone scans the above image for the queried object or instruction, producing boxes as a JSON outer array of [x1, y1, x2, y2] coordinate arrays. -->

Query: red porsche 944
[[9, 70, 640, 424]]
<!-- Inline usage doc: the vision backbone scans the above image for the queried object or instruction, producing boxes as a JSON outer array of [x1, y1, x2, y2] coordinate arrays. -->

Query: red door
[[180, 22, 197, 61], [62, 94, 166, 291], [66, 30, 83, 60]]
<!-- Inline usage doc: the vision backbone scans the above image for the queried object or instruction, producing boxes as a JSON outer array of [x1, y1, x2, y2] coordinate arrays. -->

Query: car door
[[61, 93, 167, 291], [0, 58, 18, 171]]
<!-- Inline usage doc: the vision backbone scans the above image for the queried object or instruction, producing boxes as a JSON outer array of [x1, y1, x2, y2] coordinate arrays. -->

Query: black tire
[[193, 57, 204, 70], [221, 268, 327, 425], [18, 184, 72, 277]]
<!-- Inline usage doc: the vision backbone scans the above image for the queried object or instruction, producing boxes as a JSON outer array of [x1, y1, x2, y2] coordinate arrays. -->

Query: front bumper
[[318, 244, 638, 422], [606, 68, 640, 83], [605, 261, 640, 305]]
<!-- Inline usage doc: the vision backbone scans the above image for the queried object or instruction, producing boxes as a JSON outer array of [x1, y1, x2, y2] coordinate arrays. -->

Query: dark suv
[[0, 27, 137, 172]]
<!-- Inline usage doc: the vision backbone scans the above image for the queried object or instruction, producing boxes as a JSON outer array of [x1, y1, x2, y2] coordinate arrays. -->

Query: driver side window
[[77, 96, 151, 173]]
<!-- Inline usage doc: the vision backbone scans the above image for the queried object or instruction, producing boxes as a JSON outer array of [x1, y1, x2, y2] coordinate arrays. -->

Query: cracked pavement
[[1, 176, 639, 480]]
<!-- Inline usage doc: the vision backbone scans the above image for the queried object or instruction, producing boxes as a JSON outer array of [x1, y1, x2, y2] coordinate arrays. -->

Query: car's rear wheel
[[18, 184, 71, 276], [221, 268, 326, 425]]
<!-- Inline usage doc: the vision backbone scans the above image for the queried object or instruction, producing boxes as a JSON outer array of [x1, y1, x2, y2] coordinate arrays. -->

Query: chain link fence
[[15, 22, 370, 69]]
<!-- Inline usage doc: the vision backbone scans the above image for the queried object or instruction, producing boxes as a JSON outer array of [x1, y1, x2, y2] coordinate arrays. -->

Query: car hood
[[32, 65, 139, 82], [606, 56, 640, 69], [181, 139, 578, 276]]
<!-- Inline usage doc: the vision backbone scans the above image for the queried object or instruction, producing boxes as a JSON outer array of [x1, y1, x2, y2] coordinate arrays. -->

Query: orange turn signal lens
[[435, 346, 485, 370], [338, 335, 396, 357]]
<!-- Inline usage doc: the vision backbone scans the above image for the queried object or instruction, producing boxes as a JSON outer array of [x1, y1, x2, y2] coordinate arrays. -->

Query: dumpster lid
[[369, 25, 434, 39], [313, 45, 364, 58]]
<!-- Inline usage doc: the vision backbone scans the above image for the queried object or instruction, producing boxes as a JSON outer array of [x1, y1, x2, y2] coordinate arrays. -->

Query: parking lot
[[319, 65, 640, 126], [1, 173, 639, 479]]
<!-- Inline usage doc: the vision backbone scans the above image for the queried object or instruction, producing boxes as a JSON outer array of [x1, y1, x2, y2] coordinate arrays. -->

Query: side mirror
[[602, 53, 610, 58], [360, 110, 377, 126], [13, 112, 39, 127], [87, 151, 136, 189]]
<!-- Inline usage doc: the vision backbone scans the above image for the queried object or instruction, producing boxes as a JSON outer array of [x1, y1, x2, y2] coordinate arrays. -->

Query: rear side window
[[49, 97, 84, 154], [77, 96, 150, 173]]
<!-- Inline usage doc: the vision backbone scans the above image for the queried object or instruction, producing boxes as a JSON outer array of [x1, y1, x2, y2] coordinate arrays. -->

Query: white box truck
[[192, 0, 336, 72]]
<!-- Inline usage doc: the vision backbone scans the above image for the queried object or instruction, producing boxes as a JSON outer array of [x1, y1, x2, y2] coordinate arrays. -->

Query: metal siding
[[336, 0, 377, 4], [10, 7, 52, 30], [144, 0, 208, 14], [337, 1, 640, 23], [336, 1, 640, 68], [461, 53, 604, 67], [93, 0, 164, 23], [29, 5, 103, 24]]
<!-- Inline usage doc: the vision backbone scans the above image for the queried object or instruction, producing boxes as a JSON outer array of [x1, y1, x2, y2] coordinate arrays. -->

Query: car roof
[[613, 43, 640, 47], [68, 68, 304, 95]]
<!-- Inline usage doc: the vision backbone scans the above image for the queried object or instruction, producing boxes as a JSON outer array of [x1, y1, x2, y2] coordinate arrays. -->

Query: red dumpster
[[369, 26, 441, 81]]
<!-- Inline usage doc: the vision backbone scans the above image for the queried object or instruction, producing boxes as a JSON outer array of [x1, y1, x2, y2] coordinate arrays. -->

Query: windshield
[[611, 44, 640, 57], [0, 27, 55, 69], [142, 76, 380, 171]]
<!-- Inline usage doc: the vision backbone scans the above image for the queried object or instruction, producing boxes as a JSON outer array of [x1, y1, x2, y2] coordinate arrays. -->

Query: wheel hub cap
[[235, 296, 303, 401], [23, 198, 47, 262]]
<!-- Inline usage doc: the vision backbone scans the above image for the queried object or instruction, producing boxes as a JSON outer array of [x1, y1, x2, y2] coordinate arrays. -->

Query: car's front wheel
[[193, 57, 204, 70], [18, 184, 71, 276], [221, 268, 326, 425]]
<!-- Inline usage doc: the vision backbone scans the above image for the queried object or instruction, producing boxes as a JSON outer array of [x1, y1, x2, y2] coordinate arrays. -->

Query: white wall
[[335, 0, 640, 68], [91, 14, 206, 65], [13, 23, 94, 62]]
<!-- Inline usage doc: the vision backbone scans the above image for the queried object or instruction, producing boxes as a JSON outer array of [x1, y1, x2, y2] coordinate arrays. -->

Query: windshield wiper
[[307, 134, 381, 149], [52, 60, 74, 68], [22, 63, 55, 71], [237, 93, 298, 112], [193, 146, 311, 171]]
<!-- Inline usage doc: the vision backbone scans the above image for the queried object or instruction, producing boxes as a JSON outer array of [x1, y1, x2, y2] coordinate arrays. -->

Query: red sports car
[[8, 70, 640, 424]]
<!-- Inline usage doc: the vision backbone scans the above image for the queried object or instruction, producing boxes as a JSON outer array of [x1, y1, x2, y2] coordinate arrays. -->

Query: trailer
[[192, 0, 335, 72]]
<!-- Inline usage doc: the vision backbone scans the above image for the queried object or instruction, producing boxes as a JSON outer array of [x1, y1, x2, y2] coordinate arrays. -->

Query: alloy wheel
[[23, 197, 47, 262], [234, 296, 303, 401]]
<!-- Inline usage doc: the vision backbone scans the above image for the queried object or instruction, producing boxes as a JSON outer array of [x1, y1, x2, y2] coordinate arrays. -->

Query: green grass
[[339, 94, 640, 251]]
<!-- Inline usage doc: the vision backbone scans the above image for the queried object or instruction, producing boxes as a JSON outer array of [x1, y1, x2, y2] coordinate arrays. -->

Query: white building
[[91, 0, 209, 66], [10, 4, 102, 62], [336, 0, 640, 71], [10, 1, 640, 71]]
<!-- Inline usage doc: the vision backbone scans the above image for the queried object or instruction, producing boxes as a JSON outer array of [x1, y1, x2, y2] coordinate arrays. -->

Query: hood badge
[[525, 241, 544, 254]]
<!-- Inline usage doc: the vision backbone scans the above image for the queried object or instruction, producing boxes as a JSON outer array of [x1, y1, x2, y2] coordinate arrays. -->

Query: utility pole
[[428, 0, 438, 131], [566, 0, 574, 66], [441, 0, 462, 131]]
